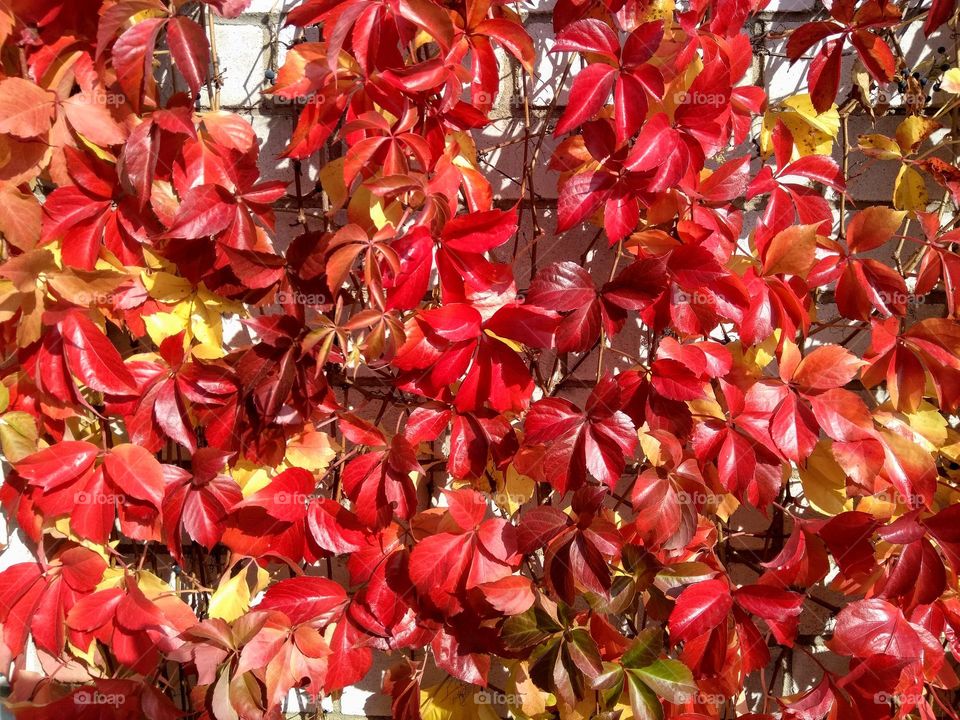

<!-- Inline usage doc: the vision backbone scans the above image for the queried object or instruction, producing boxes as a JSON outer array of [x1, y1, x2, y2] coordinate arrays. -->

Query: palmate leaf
[[1, 0, 959, 717]]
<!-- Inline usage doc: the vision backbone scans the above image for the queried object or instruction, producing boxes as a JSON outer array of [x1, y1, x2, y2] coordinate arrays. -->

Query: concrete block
[[475, 117, 559, 200], [763, 0, 816, 11], [212, 21, 269, 108], [528, 21, 575, 106]]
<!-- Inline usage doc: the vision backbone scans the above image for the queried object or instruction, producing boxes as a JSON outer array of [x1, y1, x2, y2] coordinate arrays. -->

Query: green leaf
[[626, 671, 663, 720], [567, 627, 603, 679], [528, 638, 561, 697], [631, 659, 697, 704], [501, 606, 560, 650], [591, 661, 624, 691], [621, 627, 663, 669]]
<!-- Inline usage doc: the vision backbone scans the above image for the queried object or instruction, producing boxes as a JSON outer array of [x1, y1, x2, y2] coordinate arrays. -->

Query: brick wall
[[0, 2, 945, 718], [196, 1, 951, 716]]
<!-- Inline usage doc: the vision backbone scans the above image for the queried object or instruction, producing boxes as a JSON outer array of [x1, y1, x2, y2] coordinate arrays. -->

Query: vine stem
[[205, 7, 221, 111]]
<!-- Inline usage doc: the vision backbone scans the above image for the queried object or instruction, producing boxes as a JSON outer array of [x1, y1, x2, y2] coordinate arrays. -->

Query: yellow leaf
[[347, 183, 377, 229], [208, 568, 251, 622], [495, 465, 535, 514], [799, 441, 851, 516], [142, 271, 193, 303], [449, 131, 481, 170], [638, 427, 668, 467], [893, 164, 928, 212], [190, 294, 228, 359], [0, 410, 37, 462], [142, 280, 238, 359], [638, 0, 675, 23], [687, 397, 725, 421], [858, 134, 902, 160], [763, 94, 839, 159], [783, 94, 840, 135], [95, 567, 126, 592], [136, 569, 176, 598], [715, 493, 740, 522], [319, 157, 347, 213], [369, 198, 395, 230], [485, 328, 524, 352], [895, 116, 940, 156], [232, 462, 273, 496], [941, 428, 960, 464], [729, 336, 777, 378], [285, 431, 338, 472], [557, 692, 596, 720], [420, 678, 500, 720], [942, 67, 960, 93], [144, 311, 189, 347], [0, 280, 18, 323], [875, 402, 948, 450], [507, 661, 552, 719]]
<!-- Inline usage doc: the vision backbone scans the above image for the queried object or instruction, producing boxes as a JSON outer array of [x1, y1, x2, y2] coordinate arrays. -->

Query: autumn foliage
[[2, 0, 960, 718]]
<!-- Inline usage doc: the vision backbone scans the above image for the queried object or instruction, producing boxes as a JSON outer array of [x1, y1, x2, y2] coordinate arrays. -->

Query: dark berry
[[265, 68, 277, 81]]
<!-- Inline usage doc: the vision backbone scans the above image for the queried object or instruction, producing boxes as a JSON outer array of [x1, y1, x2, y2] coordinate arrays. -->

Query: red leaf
[[103, 443, 165, 509], [15, 441, 99, 492], [791, 345, 862, 390], [552, 19, 619, 60], [523, 377, 637, 493], [554, 64, 616, 136], [113, 18, 165, 112], [845, 206, 906, 254], [0, 78, 56, 138], [60, 312, 137, 395], [557, 171, 614, 234], [163, 184, 236, 238], [258, 576, 348, 626], [166, 17, 210, 98], [442, 208, 517, 253], [830, 598, 922, 659], [668, 578, 733, 644], [808, 39, 843, 113], [851, 29, 896, 82], [398, 0, 454, 49]]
